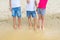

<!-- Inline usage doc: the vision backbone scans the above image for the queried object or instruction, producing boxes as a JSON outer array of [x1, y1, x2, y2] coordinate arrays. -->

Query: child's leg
[[32, 11, 37, 30], [33, 17, 37, 30], [37, 8, 42, 29], [13, 17, 17, 29], [41, 9, 46, 30], [17, 7, 21, 29], [28, 16, 32, 29], [12, 8, 17, 29], [41, 15, 45, 30], [27, 11, 32, 29], [38, 14, 42, 29], [18, 18, 21, 28]]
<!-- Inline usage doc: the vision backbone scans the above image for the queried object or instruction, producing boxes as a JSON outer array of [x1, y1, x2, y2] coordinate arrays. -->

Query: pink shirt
[[38, 0, 48, 9]]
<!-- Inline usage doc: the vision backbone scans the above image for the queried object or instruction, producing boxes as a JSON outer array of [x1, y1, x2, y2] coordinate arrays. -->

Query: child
[[37, 0, 48, 30], [26, 0, 37, 30], [9, 0, 21, 29]]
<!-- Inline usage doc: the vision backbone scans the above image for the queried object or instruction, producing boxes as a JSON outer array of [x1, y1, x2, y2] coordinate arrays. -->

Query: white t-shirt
[[26, 0, 36, 11], [11, 0, 20, 8]]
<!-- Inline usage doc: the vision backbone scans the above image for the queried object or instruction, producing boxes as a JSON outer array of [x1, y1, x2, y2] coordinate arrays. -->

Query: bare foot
[[18, 25, 21, 29], [41, 26, 44, 31], [37, 24, 41, 30], [13, 25, 17, 29]]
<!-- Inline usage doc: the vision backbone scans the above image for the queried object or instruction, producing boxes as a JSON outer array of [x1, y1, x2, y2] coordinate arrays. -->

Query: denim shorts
[[12, 7, 21, 18], [26, 11, 36, 18], [37, 8, 46, 16]]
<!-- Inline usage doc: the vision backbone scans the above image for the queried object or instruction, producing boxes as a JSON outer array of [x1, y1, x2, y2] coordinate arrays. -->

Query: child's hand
[[27, 0, 30, 4], [36, 8, 38, 12]]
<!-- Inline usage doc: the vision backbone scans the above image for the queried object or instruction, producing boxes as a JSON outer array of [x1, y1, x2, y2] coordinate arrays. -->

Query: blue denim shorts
[[26, 11, 36, 18], [12, 7, 21, 18], [37, 8, 46, 16]]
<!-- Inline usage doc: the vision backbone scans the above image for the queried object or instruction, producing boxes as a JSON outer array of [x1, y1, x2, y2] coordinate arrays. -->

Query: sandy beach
[[0, 0, 60, 40], [0, 13, 60, 40]]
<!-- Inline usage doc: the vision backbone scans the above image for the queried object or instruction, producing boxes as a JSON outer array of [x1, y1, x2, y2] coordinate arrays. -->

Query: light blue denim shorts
[[37, 8, 46, 16], [12, 7, 21, 18]]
